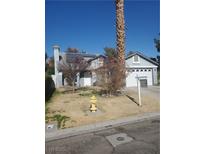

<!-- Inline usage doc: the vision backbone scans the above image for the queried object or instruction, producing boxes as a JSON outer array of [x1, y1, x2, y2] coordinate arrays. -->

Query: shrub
[[51, 114, 70, 129], [45, 75, 55, 102]]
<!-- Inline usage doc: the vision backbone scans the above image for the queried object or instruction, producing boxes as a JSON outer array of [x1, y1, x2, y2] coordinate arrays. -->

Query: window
[[140, 69, 143, 72], [148, 69, 151, 71], [144, 69, 147, 71], [133, 55, 139, 63], [132, 69, 135, 72], [136, 69, 139, 72]]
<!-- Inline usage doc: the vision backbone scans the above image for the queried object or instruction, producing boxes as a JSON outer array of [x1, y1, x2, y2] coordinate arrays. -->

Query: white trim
[[133, 55, 140, 63], [126, 54, 158, 66], [126, 66, 158, 68]]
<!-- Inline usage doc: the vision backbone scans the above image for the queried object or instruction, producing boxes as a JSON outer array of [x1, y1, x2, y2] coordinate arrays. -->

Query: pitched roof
[[87, 55, 106, 63], [126, 51, 159, 66], [64, 52, 97, 57], [62, 52, 97, 63]]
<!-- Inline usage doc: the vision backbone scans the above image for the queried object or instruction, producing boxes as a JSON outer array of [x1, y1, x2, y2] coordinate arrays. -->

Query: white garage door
[[126, 68, 153, 87]]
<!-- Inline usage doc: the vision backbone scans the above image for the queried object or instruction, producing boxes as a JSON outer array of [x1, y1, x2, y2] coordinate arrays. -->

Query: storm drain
[[105, 133, 133, 147], [117, 137, 125, 141]]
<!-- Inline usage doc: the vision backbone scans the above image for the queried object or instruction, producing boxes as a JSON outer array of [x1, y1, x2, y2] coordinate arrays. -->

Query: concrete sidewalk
[[46, 112, 160, 142]]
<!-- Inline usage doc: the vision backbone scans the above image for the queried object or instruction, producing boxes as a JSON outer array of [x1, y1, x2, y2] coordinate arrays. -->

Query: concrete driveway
[[125, 86, 160, 102]]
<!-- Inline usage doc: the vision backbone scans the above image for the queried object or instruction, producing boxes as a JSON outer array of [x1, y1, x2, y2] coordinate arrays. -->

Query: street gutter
[[46, 112, 160, 142]]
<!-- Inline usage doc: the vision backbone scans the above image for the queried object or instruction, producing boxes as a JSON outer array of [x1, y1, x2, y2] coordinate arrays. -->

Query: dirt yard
[[46, 86, 160, 128]]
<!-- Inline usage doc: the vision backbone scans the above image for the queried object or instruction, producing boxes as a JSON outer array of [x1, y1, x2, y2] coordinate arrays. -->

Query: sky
[[46, 0, 160, 58]]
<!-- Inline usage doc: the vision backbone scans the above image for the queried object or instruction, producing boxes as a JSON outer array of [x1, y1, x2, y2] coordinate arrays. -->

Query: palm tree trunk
[[116, 0, 126, 87]]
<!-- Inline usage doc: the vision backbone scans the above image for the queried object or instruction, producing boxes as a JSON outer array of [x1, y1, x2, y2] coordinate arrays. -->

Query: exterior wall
[[80, 77, 92, 87], [51, 75, 56, 85], [53, 46, 60, 75], [89, 57, 104, 70], [52, 45, 64, 88], [89, 59, 98, 70], [76, 73, 80, 87], [152, 68, 158, 85], [61, 53, 67, 62], [84, 57, 94, 61], [51, 73, 63, 88], [91, 72, 97, 85], [126, 56, 157, 68], [64, 78, 68, 86]]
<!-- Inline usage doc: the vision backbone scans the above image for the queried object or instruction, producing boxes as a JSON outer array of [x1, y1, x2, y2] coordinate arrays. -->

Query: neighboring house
[[52, 45, 158, 88], [61, 52, 98, 87], [52, 45, 105, 88], [125, 51, 159, 87]]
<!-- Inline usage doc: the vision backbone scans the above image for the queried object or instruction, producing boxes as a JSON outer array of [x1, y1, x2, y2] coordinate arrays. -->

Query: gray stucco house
[[51, 45, 158, 88]]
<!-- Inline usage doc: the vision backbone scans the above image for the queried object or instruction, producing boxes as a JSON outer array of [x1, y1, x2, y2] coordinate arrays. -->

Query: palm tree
[[116, 0, 125, 87]]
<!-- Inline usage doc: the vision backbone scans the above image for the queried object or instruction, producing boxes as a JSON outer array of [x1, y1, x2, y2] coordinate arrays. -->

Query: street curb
[[45, 112, 160, 142]]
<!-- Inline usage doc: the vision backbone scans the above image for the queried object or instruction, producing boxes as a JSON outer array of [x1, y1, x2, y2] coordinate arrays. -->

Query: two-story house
[[52, 45, 106, 87]]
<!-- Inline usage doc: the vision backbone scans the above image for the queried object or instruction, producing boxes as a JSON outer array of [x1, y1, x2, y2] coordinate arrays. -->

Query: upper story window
[[133, 55, 140, 63]]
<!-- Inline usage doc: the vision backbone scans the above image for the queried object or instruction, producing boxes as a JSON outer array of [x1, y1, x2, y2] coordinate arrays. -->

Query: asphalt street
[[45, 116, 160, 154]]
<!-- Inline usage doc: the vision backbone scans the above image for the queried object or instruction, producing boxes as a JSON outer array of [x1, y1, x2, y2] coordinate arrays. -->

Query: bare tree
[[96, 59, 124, 96], [95, 48, 125, 95], [58, 55, 89, 92]]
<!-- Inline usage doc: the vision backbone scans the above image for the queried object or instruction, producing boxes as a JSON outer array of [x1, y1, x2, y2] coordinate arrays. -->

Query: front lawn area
[[45, 86, 160, 129]]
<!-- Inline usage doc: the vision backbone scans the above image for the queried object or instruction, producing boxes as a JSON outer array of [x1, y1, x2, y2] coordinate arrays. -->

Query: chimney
[[53, 45, 60, 75]]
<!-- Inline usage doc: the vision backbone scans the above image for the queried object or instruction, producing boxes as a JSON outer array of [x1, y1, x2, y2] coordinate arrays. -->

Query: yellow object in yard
[[90, 95, 97, 112]]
